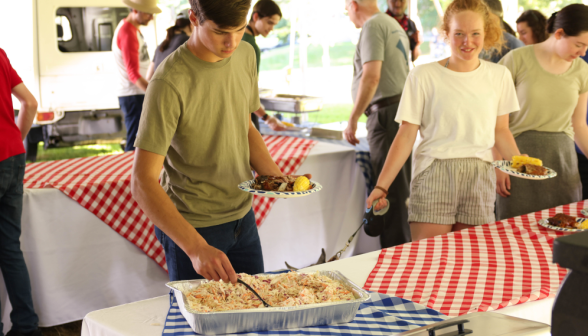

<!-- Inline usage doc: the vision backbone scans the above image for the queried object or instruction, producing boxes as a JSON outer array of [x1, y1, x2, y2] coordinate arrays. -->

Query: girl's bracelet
[[375, 186, 388, 196]]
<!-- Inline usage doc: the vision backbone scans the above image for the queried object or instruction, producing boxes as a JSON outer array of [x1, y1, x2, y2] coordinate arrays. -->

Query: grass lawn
[[31, 143, 123, 163], [301, 103, 365, 125], [261, 42, 356, 72], [31, 105, 359, 162]]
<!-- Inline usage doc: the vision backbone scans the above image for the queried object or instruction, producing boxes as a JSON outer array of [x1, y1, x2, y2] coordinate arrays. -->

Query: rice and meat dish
[[184, 272, 355, 312], [253, 175, 312, 192]]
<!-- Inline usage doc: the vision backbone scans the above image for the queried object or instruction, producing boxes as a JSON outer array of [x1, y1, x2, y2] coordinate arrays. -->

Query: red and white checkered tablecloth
[[363, 201, 582, 317], [23, 135, 317, 271]]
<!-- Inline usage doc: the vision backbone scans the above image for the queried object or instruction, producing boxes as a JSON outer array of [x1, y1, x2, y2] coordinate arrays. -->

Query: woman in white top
[[495, 4, 588, 219], [366, 0, 523, 241]]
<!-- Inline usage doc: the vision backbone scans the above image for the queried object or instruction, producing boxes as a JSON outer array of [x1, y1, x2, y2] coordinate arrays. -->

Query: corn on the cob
[[579, 221, 588, 230], [511, 156, 542, 168], [293, 176, 310, 191]]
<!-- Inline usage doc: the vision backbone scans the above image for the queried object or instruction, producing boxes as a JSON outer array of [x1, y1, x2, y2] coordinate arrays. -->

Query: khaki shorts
[[408, 158, 496, 225]]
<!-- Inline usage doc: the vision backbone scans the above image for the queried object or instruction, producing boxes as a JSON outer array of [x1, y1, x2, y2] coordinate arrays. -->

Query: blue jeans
[[0, 154, 39, 334], [155, 209, 264, 281], [118, 94, 145, 152]]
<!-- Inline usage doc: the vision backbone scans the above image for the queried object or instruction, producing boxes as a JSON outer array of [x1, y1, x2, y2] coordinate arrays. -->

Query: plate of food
[[239, 175, 322, 198], [538, 213, 588, 232], [493, 156, 557, 180]]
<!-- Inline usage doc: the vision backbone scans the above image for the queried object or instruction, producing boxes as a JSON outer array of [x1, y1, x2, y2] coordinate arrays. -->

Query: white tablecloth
[[1, 141, 377, 333], [80, 250, 555, 336]]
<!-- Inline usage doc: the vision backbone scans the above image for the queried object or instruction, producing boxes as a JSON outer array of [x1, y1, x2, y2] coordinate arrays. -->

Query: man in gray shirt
[[343, 0, 411, 248]]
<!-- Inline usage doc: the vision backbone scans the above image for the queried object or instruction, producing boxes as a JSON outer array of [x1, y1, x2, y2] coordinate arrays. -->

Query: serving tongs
[[237, 278, 272, 307]]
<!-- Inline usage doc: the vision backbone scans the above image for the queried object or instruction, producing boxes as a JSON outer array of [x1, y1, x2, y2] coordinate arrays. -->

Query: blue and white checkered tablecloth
[[259, 124, 374, 194], [162, 291, 446, 336]]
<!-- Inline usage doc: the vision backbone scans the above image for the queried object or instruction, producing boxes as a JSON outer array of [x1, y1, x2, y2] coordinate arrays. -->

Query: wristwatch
[[261, 114, 269, 121]]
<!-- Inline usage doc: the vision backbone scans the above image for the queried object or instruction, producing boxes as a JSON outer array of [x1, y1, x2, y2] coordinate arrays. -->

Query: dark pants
[[118, 94, 145, 152], [577, 152, 588, 200], [155, 208, 264, 281], [0, 154, 39, 334], [366, 103, 412, 248]]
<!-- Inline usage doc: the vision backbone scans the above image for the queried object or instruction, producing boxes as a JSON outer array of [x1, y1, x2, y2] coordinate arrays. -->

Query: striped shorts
[[408, 158, 496, 225]]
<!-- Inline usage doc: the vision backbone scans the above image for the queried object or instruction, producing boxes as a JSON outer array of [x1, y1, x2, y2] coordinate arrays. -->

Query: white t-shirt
[[112, 20, 150, 97], [395, 60, 520, 180]]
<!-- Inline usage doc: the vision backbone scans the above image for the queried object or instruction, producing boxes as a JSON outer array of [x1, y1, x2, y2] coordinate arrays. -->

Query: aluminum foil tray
[[260, 94, 323, 113], [166, 270, 370, 335]]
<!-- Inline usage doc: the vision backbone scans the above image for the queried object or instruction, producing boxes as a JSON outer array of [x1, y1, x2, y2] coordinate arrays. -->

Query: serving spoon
[[237, 278, 272, 308]]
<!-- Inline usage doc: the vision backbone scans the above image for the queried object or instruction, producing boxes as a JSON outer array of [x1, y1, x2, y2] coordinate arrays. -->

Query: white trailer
[[0, 0, 157, 160]]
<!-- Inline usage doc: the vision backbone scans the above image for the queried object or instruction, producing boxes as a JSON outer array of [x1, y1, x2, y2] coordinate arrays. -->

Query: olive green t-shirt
[[241, 32, 260, 74], [499, 45, 588, 139], [135, 43, 260, 228]]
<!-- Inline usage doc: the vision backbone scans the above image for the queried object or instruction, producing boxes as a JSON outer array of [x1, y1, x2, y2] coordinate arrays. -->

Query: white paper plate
[[538, 218, 587, 232], [492, 160, 557, 180], [238, 179, 322, 199]]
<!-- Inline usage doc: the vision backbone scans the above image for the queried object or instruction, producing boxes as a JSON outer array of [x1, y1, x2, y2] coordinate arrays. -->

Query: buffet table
[[80, 200, 583, 336], [80, 252, 554, 336], [0, 139, 375, 332]]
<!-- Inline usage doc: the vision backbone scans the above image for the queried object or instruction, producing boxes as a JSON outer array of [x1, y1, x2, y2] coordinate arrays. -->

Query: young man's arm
[[12, 83, 38, 140], [248, 116, 283, 175], [252, 106, 286, 131], [343, 60, 382, 145], [131, 149, 238, 283]]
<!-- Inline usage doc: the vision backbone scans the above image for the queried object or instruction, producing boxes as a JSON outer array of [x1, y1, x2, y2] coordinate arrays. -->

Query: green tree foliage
[[517, 0, 580, 17], [378, 0, 583, 35]]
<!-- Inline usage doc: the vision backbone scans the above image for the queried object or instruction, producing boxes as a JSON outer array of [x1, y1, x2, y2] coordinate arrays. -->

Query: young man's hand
[[190, 244, 238, 284], [266, 115, 287, 131]]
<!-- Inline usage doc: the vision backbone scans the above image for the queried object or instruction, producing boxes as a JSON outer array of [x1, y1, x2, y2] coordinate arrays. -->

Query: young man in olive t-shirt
[[131, 0, 283, 284]]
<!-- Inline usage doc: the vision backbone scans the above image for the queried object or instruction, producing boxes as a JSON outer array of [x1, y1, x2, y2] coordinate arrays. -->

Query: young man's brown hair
[[189, 0, 252, 28], [250, 0, 282, 22]]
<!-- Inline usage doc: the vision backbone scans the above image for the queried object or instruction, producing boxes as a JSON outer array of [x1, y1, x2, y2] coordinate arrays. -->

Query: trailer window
[[56, 7, 130, 53], [56, 16, 73, 42]]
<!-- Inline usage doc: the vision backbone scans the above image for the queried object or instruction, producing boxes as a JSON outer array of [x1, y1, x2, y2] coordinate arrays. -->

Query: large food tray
[[260, 94, 323, 113], [166, 270, 370, 335]]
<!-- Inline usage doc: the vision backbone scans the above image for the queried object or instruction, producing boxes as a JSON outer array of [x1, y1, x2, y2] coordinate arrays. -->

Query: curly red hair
[[441, 0, 504, 52]]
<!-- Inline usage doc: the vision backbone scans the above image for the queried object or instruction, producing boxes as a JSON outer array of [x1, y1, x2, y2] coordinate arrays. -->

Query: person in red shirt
[[113, 0, 161, 151], [0, 48, 42, 336], [386, 0, 422, 62]]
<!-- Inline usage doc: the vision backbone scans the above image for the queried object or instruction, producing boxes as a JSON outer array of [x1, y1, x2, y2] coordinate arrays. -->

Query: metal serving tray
[[260, 94, 323, 113], [166, 270, 370, 335], [396, 312, 550, 336]]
